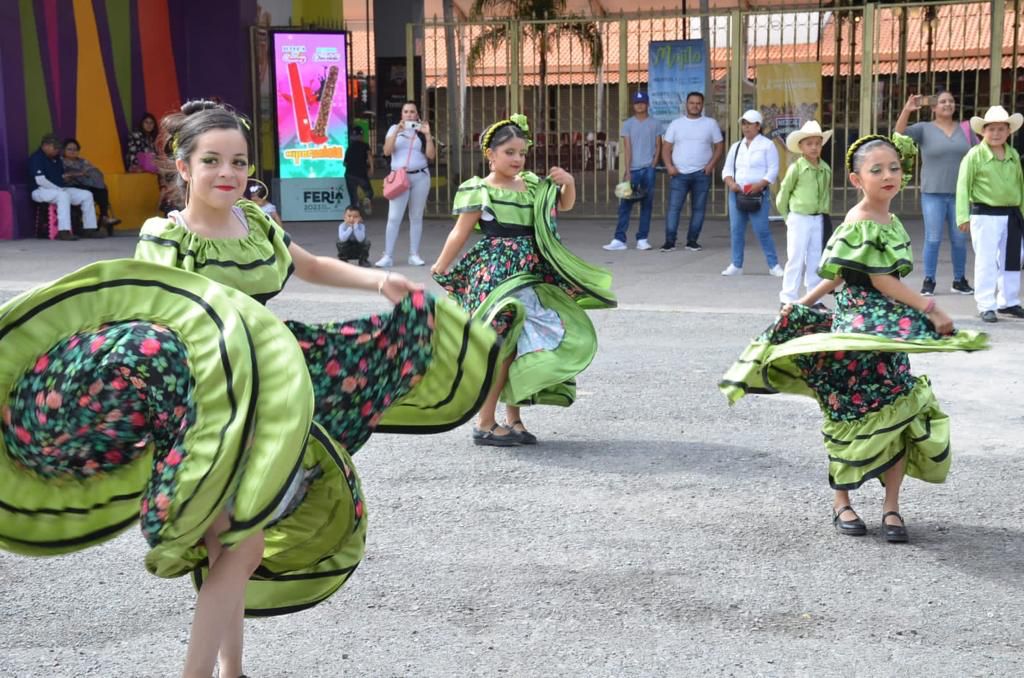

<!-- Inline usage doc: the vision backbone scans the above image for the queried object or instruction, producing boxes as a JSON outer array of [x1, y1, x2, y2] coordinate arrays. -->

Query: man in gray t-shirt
[[604, 91, 663, 251]]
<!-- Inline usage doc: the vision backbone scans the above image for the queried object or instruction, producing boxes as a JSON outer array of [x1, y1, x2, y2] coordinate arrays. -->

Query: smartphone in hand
[[918, 95, 935, 107]]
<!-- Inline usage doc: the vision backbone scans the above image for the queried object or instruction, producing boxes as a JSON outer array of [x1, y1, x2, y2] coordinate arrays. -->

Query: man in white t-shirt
[[660, 92, 724, 252]]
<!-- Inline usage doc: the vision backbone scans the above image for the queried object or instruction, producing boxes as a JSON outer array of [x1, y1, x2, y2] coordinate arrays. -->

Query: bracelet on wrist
[[923, 298, 936, 314]]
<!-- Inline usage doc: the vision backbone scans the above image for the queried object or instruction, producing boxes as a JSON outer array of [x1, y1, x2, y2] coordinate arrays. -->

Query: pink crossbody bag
[[382, 132, 416, 200]]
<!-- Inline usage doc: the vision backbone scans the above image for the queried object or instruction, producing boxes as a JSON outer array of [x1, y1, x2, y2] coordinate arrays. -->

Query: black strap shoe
[[506, 419, 538, 445], [472, 423, 520, 447], [998, 305, 1024, 318], [980, 310, 998, 323], [882, 511, 909, 543], [832, 505, 867, 536]]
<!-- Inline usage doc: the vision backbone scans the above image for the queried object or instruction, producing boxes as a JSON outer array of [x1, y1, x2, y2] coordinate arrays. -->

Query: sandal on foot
[[506, 420, 538, 445], [832, 505, 867, 536], [472, 423, 520, 447], [881, 511, 909, 543]]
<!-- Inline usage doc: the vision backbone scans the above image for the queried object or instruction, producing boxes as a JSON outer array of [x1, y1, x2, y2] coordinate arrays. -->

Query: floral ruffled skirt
[[720, 284, 989, 489]]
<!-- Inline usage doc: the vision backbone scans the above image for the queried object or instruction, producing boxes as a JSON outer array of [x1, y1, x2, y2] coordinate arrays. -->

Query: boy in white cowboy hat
[[956, 105, 1024, 323], [776, 120, 833, 305]]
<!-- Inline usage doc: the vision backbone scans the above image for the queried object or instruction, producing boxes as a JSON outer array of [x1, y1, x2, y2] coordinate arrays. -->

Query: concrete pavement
[[1, 212, 1022, 677]]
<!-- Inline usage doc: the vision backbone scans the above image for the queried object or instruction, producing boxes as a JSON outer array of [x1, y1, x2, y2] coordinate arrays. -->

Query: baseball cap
[[739, 110, 763, 124], [632, 91, 650, 104], [40, 133, 60, 147]]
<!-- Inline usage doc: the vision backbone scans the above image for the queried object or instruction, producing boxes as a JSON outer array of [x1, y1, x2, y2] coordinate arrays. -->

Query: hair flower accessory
[[845, 133, 918, 188], [509, 113, 530, 136]]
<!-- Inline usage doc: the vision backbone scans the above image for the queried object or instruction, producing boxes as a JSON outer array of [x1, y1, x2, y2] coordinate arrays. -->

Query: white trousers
[[779, 212, 824, 303], [383, 170, 430, 257], [31, 186, 98, 231], [970, 213, 1021, 311]]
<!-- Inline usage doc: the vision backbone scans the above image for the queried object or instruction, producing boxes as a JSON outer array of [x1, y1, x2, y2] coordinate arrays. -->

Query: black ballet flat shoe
[[472, 423, 520, 447], [881, 511, 909, 543], [998, 305, 1024, 318], [832, 505, 867, 536], [506, 419, 538, 445]]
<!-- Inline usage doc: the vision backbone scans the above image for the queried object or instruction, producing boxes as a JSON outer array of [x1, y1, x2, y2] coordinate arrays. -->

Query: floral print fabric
[[285, 291, 436, 454], [763, 285, 935, 422], [1, 322, 194, 544]]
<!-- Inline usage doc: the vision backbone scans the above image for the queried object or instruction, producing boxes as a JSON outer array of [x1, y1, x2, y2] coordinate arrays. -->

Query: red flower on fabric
[[90, 336, 106, 353], [111, 377, 128, 390], [411, 291, 425, 310], [131, 412, 147, 428], [898, 317, 911, 331], [166, 449, 182, 466], [340, 325, 358, 336], [36, 412, 47, 425], [851, 393, 863, 404], [852, 315, 865, 329], [326, 360, 342, 377], [14, 427, 31, 444], [33, 355, 50, 373], [341, 376, 358, 393], [105, 450, 123, 464], [140, 338, 162, 356], [361, 401, 373, 417], [400, 359, 414, 377]]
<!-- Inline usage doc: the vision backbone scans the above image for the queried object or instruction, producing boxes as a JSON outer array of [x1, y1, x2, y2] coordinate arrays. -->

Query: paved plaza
[[1, 214, 1022, 677]]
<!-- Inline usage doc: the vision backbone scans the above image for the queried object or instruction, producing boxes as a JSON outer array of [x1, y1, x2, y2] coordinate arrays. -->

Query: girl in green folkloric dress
[[720, 134, 988, 544], [1, 100, 500, 678], [431, 114, 616, 447]]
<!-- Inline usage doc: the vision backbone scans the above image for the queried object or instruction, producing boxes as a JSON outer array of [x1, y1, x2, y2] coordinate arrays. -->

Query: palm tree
[[467, 0, 604, 133]]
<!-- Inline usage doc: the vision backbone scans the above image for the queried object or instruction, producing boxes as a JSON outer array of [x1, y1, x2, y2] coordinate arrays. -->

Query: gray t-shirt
[[905, 121, 974, 194], [620, 116, 663, 170]]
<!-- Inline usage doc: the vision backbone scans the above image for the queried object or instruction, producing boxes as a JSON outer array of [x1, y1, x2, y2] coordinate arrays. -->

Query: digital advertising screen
[[271, 31, 352, 220]]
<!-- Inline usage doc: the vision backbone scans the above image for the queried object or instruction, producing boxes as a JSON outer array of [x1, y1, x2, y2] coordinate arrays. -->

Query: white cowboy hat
[[785, 120, 833, 154], [970, 105, 1023, 135]]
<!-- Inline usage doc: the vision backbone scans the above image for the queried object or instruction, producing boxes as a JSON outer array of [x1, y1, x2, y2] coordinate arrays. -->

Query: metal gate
[[404, 1, 1022, 219]]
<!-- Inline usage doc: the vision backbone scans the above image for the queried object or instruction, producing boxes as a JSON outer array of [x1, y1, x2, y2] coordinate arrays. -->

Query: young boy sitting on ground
[[337, 204, 371, 267]]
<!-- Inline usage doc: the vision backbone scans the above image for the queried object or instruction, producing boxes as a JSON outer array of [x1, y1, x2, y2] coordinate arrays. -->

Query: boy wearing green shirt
[[957, 106, 1024, 322], [777, 121, 833, 304]]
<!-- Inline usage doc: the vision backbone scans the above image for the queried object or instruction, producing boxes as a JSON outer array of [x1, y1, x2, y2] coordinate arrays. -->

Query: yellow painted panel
[[73, 0, 124, 175], [107, 173, 162, 232]]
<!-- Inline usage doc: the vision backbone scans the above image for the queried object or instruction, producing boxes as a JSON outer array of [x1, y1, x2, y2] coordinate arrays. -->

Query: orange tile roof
[[345, 4, 1022, 86]]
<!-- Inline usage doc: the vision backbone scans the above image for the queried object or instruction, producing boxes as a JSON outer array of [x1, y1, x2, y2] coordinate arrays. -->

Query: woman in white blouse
[[721, 110, 782, 277], [376, 101, 436, 268]]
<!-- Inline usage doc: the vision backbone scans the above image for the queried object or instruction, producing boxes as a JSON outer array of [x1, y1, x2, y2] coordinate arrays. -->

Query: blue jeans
[[664, 170, 711, 246], [920, 192, 968, 280], [728, 191, 778, 268], [614, 166, 656, 243]]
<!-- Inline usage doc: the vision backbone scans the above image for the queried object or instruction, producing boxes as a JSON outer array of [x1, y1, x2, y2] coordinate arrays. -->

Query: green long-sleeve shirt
[[955, 142, 1024, 224], [776, 156, 832, 219]]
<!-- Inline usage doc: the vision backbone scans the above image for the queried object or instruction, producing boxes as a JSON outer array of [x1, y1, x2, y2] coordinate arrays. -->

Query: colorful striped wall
[[0, 0, 257, 238], [12, 0, 183, 178]]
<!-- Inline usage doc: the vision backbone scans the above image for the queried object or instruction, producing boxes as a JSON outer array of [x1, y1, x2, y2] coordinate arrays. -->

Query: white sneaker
[[602, 239, 628, 251], [374, 255, 393, 268], [721, 264, 743, 276], [408, 254, 425, 266], [636, 239, 652, 251], [768, 264, 784, 277]]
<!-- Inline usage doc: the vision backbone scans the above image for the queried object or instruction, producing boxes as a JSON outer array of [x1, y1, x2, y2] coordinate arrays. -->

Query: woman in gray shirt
[[895, 91, 975, 296]]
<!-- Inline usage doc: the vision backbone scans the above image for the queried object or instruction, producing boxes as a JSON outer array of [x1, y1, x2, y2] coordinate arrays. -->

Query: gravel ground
[[1, 218, 1022, 677]]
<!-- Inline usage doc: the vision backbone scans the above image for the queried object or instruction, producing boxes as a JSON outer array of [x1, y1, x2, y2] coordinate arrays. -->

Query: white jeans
[[970, 213, 1021, 311], [31, 186, 98, 231], [779, 212, 824, 303], [383, 170, 430, 257]]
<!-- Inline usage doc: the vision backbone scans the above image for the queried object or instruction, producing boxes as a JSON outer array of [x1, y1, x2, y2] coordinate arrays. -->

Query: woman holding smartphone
[[895, 91, 976, 297], [377, 100, 436, 268]]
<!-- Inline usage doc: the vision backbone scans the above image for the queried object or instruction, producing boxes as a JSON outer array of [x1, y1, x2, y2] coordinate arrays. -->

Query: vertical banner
[[648, 40, 708, 129], [271, 31, 350, 221], [755, 63, 822, 184]]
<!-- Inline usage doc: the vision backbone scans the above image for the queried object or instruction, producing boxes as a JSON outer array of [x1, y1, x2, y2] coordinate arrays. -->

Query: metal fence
[[403, 0, 1022, 219]]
